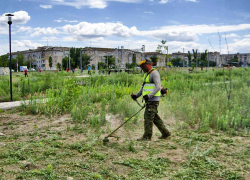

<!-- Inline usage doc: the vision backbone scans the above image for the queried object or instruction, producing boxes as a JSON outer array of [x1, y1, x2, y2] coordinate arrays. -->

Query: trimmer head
[[103, 137, 109, 143]]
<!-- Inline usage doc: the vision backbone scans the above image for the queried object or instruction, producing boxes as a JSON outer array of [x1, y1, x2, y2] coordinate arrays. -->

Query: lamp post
[[80, 48, 82, 74], [6, 13, 14, 101]]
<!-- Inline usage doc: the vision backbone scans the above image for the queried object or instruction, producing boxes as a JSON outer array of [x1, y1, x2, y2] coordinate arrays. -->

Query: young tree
[[192, 49, 198, 62], [81, 54, 91, 68], [187, 51, 192, 67], [156, 40, 170, 68], [62, 57, 68, 70], [150, 55, 158, 66], [49, 56, 52, 70], [108, 56, 115, 67], [230, 55, 239, 62], [56, 62, 61, 70], [201, 50, 208, 61], [171, 57, 183, 67], [0, 55, 8, 67]]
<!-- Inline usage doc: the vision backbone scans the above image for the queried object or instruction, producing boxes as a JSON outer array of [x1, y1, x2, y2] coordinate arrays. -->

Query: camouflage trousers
[[143, 101, 170, 139]]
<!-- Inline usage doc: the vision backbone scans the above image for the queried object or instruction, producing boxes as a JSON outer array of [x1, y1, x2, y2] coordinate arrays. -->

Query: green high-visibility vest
[[142, 70, 161, 97]]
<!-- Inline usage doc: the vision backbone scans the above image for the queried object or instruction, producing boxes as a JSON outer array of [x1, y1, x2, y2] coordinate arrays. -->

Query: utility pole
[[115, 48, 118, 70], [80, 48, 82, 74], [166, 48, 168, 71], [29, 50, 32, 69], [68, 48, 71, 70], [207, 50, 209, 71], [196, 50, 198, 73], [183, 48, 184, 71], [95, 49, 98, 74]]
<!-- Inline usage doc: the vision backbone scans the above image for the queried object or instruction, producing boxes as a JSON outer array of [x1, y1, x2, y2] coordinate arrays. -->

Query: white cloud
[[41, 37, 58, 41], [64, 20, 78, 23], [13, 40, 43, 50], [40, 4, 53, 9], [144, 11, 154, 14], [0, 11, 30, 26], [54, 19, 78, 23], [54, 20, 63, 22], [61, 22, 250, 43], [227, 38, 250, 53], [141, 29, 198, 41], [31, 27, 59, 37], [17, 26, 33, 33], [158, 24, 250, 35], [185, 0, 199, 2], [222, 33, 239, 38], [159, 0, 172, 4], [46, 0, 141, 9], [62, 22, 139, 40], [244, 34, 250, 37]]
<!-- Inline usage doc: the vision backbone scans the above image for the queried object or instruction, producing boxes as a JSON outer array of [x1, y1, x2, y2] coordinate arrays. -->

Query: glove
[[143, 95, 149, 102], [131, 94, 137, 100]]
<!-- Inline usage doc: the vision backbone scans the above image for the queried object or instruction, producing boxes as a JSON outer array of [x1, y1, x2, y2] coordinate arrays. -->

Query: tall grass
[[4, 68, 250, 132]]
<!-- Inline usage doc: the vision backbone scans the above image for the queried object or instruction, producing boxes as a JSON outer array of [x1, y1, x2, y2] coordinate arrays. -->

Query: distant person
[[227, 65, 229, 69], [66, 68, 69, 72], [88, 67, 91, 74], [72, 68, 75, 73], [39, 69, 41, 73], [24, 69, 28, 77]]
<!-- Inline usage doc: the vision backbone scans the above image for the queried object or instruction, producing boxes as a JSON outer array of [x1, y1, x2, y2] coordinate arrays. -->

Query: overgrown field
[[0, 68, 250, 179]]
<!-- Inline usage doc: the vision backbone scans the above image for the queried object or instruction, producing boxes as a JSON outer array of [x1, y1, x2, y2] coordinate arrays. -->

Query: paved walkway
[[0, 100, 29, 110], [0, 99, 48, 110]]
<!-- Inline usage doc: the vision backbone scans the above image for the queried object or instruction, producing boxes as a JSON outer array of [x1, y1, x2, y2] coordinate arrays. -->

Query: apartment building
[[220, 53, 250, 65], [144, 52, 165, 66], [81, 47, 142, 68], [11, 46, 69, 70], [9, 45, 249, 70]]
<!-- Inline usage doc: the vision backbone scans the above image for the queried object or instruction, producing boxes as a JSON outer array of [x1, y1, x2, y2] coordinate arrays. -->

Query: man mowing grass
[[131, 59, 171, 141]]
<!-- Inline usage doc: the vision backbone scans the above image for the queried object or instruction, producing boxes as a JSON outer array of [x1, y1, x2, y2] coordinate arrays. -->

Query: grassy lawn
[[0, 67, 250, 179]]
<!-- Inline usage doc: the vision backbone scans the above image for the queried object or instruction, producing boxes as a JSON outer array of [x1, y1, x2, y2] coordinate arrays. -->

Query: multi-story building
[[81, 47, 142, 68], [8, 46, 249, 70], [144, 52, 166, 66], [220, 53, 250, 65], [11, 46, 70, 70]]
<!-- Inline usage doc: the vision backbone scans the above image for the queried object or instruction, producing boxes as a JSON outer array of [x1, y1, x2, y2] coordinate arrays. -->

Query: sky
[[0, 0, 250, 56]]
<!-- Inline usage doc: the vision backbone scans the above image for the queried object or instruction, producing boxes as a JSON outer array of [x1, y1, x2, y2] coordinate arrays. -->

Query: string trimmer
[[103, 100, 145, 143]]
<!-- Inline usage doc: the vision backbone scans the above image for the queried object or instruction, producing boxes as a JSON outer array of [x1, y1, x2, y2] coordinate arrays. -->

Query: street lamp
[[80, 48, 82, 74], [6, 13, 14, 101]]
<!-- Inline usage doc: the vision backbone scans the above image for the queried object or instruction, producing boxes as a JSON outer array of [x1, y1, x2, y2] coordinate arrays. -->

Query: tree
[[230, 55, 239, 62], [187, 51, 192, 67], [200, 49, 208, 61], [62, 57, 68, 70], [192, 49, 198, 62], [81, 54, 91, 69], [16, 54, 24, 70], [156, 40, 170, 67], [0, 55, 8, 67], [107, 56, 115, 67], [49, 56, 52, 70], [171, 57, 183, 67], [132, 53, 136, 64], [56, 62, 61, 70], [150, 55, 158, 66]]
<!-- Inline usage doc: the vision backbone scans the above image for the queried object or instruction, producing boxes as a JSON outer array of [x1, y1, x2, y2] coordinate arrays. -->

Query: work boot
[[137, 136, 151, 141], [158, 132, 171, 139]]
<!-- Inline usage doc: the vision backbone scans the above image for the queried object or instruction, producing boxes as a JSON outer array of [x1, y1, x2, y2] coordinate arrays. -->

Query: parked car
[[29, 68, 36, 71]]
